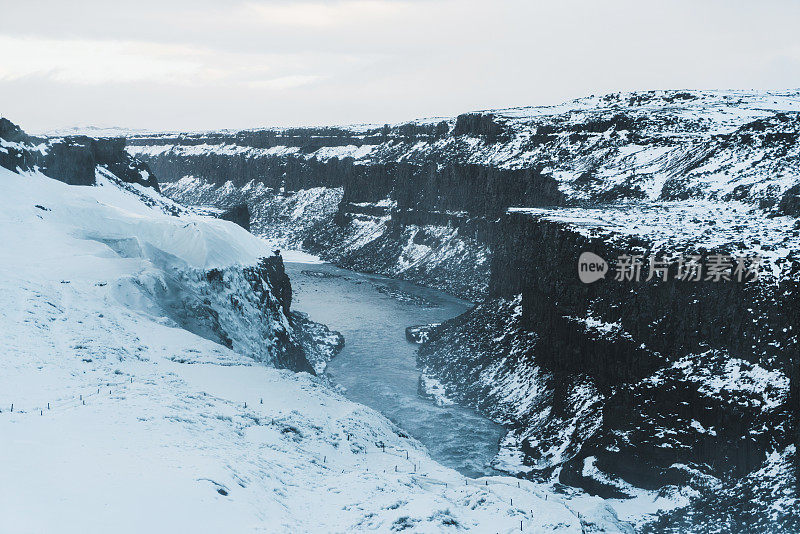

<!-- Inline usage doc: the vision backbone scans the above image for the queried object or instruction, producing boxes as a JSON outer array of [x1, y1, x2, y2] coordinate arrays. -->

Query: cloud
[[0, 37, 209, 85], [0, 36, 360, 89], [242, 0, 409, 29], [246, 74, 323, 89], [0, 0, 798, 132]]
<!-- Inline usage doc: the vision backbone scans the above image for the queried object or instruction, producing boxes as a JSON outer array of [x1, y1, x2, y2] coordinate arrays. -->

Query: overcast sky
[[1, 0, 798, 132]]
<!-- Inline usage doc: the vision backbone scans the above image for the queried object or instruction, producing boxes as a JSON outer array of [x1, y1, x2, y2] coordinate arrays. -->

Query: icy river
[[285, 261, 505, 477]]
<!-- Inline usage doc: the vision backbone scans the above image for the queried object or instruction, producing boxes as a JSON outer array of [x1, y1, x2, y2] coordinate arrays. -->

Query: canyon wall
[[119, 90, 799, 528]]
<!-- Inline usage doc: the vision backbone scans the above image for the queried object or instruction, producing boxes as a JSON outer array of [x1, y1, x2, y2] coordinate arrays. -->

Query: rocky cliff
[[120, 90, 799, 529], [1, 118, 159, 190], [1, 118, 342, 376]]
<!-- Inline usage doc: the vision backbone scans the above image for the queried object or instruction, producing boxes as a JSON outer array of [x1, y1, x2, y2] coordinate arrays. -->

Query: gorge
[[4, 88, 797, 531], [120, 89, 800, 531]]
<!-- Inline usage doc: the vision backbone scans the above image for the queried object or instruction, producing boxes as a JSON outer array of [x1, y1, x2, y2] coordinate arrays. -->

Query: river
[[285, 261, 505, 478]]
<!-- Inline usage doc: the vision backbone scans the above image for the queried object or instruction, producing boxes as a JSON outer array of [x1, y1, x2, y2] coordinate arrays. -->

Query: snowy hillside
[[0, 149, 633, 530]]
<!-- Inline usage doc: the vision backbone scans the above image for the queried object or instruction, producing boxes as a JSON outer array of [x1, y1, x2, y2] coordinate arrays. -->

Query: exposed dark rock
[[0, 118, 159, 190], [220, 202, 250, 231], [778, 183, 800, 217]]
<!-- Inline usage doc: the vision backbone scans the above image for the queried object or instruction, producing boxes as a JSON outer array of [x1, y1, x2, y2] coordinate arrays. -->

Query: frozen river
[[286, 261, 505, 477]]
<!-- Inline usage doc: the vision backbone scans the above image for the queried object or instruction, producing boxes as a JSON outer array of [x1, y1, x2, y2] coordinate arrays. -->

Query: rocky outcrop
[[220, 202, 250, 231], [1, 118, 159, 190]]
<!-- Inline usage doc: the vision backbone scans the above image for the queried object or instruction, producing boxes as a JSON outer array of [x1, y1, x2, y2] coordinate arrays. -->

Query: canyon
[[121, 89, 800, 531], [5, 88, 797, 530]]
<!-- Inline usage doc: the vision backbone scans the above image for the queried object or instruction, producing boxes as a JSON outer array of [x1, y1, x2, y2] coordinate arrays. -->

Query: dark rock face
[[42, 138, 97, 185], [220, 202, 250, 231], [420, 208, 799, 528], [0, 118, 159, 190], [779, 184, 800, 217], [257, 253, 292, 316], [0, 117, 27, 143], [452, 112, 507, 141]]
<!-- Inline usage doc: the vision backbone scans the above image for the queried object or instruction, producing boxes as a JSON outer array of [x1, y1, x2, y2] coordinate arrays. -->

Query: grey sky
[[1, 0, 798, 132]]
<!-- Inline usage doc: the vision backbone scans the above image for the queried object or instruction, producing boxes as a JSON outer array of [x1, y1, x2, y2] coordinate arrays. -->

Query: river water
[[285, 261, 505, 477]]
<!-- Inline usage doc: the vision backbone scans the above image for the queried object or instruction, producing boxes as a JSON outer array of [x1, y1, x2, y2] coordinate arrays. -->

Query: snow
[[508, 201, 799, 280], [0, 167, 627, 532], [126, 143, 302, 159], [0, 167, 269, 272], [260, 238, 325, 264]]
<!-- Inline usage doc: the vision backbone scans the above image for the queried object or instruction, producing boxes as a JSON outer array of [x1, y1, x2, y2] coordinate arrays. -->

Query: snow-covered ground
[[0, 167, 629, 532]]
